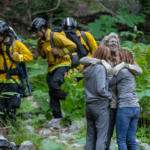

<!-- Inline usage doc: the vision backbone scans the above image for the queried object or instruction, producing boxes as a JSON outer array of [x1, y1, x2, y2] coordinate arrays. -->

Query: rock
[[70, 143, 84, 149], [136, 139, 142, 145], [27, 96, 34, 101], [19, 141, 35, 150], [69, 121, 78, 132], [10, 142, 16, 146], [59, 133, 75, 140], [140, 143, 150, 150], [70, 118, 87, 132], [32, 102, 39, 108], [0, 135, 7, 141], [25, 119, 32, 125], [39, 129, 51, 137], [109, 146, 116, 150], [50, 127, 54, 131], [49, 136, 58, 140], [41, 136, 58, 145], [26, 125, 34, 134], [47, 118, 62, 129], [55, 139, 69, 146], [61, 127, 69, 133]]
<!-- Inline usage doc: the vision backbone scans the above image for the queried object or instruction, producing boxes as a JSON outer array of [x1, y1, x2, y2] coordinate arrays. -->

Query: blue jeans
[[116, 107, 140, 150]]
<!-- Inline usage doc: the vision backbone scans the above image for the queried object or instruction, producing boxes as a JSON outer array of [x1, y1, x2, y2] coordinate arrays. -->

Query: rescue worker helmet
[[30, 18, 47, 32], [0, 21, 10, 35], [62, 17, 77, 30]]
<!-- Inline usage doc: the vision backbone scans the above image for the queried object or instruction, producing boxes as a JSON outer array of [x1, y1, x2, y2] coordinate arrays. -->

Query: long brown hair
[[117, 49, 134, 64], [85, 45, 110, 71], [92, 45, 110, 63]]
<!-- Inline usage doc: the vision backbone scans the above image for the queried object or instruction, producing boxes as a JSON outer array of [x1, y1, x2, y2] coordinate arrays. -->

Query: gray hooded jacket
[[82, 63, 112, 103], [109, 68, 140, 108]]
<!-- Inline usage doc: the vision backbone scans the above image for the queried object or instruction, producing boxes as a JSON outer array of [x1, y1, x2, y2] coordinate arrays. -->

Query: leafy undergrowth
[[2, 32, 150, 149]]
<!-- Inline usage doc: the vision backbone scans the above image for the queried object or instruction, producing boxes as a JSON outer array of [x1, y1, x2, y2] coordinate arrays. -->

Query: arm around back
[[96, 65, 112, 100], [128, 63, 143, 76], [109, 69, 126, 88]]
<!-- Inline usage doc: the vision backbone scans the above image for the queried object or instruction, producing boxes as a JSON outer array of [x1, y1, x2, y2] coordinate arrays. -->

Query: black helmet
[[0, 21, 10, 35], [62, 18, 77, 30], [30, 18, 47, 32]]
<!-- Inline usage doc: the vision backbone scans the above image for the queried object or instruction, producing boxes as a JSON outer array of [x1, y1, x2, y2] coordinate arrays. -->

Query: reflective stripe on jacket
[[37, 29, 77, 73], [0, 40, 33, 83]]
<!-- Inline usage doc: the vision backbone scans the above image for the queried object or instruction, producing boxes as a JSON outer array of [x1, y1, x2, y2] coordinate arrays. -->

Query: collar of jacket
[[76, 29, 81, 37]]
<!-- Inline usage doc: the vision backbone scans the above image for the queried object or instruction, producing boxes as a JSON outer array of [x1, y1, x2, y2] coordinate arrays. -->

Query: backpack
[[12, 37, 33, 97], [0, 31, 33, 97], [50, 28, 89, 68]]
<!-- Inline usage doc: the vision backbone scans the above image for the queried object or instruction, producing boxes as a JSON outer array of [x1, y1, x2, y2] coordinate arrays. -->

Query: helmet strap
[[40, 30, 46, 41]]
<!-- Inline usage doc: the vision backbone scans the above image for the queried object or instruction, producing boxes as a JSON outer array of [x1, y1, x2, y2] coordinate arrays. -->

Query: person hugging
[[109, 49, 140, 150], [80, 45, 113, 150]]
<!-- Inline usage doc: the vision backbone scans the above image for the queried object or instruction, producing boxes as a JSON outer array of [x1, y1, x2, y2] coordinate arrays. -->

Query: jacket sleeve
[[85, 32, 98, 55], [128, 64, 143, 76], [109, 70, 124, 88], [53, 32, 77, 53], [14, 40, 33, 63], [96, 66, 112, 100]]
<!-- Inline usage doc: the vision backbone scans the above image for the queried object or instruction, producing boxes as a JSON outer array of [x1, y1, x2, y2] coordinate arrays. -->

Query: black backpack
[[50, 27, 89, 68]]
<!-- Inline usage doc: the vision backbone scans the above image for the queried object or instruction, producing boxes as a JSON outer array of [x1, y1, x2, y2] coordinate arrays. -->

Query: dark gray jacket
[[82, 64, 112, 103], [109, 68, 140, 108]]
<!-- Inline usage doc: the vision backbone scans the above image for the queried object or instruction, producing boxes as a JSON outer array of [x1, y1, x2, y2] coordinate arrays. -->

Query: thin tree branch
[[31, 0, 60, 16], [95, 0, 127, 23]]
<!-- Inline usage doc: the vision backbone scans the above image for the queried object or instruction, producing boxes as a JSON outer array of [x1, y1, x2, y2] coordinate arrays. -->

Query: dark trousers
[[47, 67, 69, 118], [85, 101, 110, 150], [105, 108, 117, 150], [0, 83, 20, 125]]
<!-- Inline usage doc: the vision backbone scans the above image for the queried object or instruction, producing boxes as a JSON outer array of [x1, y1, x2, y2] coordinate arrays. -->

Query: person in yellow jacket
[[0, 21, 33, 125], [30, 18, 76, 119], [61, 17, 98, 81]]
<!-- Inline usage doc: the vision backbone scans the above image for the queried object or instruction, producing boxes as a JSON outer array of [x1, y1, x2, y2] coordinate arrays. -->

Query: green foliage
[[43, 141, 65, 150], [87, 15, 118, 38], [137, 126, 150, 144], [22, 35, 38, 50], [61, 73, 85, 121], [86, 9, 145, 39], [139, 0, 150, 21], [17, 99, 35, 115], [27, 59, 48, 78], [74, 138, 86, 145]]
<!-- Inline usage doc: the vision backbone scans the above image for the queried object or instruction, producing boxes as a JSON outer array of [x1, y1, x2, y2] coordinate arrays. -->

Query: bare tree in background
[[0, 0, 60, 32], [23, 0, 32, 30]]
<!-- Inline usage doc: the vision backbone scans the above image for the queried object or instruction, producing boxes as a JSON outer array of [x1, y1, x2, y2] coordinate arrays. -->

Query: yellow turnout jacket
[[0, 40, 33, 83], [37, 29, 77, 73]]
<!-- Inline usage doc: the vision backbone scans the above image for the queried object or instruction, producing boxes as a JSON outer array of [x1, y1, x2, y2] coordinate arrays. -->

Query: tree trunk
[[23, 0, 32, 30], [47, 0, 55, 28]]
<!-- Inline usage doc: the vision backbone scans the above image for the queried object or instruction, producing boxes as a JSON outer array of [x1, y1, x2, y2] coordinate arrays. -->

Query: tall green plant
[[61, 73, 85, 122], [86, 9, 145, 39]]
